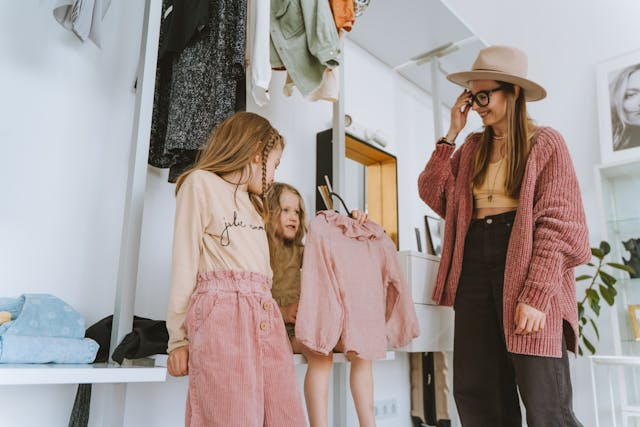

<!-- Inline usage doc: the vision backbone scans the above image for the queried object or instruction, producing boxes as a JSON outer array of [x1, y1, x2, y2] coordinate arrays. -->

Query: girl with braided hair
[[166, 112, 306, 427]]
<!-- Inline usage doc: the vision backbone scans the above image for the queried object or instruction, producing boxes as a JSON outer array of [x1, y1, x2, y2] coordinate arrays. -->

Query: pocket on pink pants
[[185, 292, 220, 337]]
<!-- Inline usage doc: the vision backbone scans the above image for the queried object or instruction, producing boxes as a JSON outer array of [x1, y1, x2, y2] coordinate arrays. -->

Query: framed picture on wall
[[596, 49, 640, 164], [424, 215, 442, 256], [628, 305, 640, 341]]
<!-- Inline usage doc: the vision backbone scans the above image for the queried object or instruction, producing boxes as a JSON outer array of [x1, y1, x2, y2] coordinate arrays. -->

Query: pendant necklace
[[487, 157, 504, 203], [488, 135, 505, 202]]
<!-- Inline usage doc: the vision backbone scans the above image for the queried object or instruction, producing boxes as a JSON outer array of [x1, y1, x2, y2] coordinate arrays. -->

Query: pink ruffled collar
[[317, 210, 385, 240]]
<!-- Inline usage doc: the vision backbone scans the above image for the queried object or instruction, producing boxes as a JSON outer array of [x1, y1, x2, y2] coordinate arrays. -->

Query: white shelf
[[0, 363, 166, 385], [590, 355, 640, 367], [150, 352, 395, 368], [622, 404, 640, 415], [293, 351, 395, 365], [148, 352, 396, 368], [597, 157, 640, 178]]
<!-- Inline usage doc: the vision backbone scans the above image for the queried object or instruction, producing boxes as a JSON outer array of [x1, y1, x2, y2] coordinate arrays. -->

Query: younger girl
[[165, 112, 306, 427], [264, 183, 371, 427], [264, 182, 307, 349]]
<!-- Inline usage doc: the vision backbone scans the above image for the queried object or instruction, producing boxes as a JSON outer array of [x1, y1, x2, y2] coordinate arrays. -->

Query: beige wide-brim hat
[[447, 45, 547, 102]]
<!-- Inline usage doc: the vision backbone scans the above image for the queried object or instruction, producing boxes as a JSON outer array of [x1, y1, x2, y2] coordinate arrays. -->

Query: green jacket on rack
[[270, 0, 341, 97]]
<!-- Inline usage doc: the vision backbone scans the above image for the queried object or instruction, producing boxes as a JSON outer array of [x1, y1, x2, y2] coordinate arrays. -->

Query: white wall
[[0, 1, 147, 426], [6, 0, 634, 426], [441, 0, 640, 425]]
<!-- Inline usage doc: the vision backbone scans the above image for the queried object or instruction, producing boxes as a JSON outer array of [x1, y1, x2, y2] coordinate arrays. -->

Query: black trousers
[[453, 211, 582, 427]]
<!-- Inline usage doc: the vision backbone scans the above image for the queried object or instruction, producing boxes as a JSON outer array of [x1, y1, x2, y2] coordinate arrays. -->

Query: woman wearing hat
[[418, 45, 590, 426]]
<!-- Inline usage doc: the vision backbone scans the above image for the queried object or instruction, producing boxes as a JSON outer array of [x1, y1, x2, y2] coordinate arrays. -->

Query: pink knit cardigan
[[418, 127, 590, 357]]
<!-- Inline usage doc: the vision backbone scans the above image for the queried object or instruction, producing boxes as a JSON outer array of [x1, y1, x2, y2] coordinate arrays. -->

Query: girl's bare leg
[[297, 339, 333, 427], [346, 353, 376, 427]]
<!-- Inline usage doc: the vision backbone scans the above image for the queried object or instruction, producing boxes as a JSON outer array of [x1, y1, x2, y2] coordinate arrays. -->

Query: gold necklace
[[487, 158, 504, 203]]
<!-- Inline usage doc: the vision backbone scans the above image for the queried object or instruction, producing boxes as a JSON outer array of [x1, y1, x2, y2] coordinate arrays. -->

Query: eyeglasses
[[469, 86, 504, 107]]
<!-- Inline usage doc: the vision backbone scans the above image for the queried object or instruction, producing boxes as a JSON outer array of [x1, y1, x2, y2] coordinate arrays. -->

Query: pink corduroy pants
[[184, 270, 306, 427]]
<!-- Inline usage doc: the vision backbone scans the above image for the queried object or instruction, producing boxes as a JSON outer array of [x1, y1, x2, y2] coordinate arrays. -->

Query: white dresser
[[396, 250, 454, 352]]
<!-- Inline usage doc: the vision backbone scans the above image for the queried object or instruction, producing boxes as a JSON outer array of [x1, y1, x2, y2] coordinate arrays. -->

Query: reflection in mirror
[[344, 158, 366, 212], [317, 130, 398, 247]]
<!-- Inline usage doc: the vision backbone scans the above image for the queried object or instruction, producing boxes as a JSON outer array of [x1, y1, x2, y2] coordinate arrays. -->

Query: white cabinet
[[592, 157, 640, 426], [399, 251, 440, 305], [397, 251, 454, 352], [595, 158, 640, 357]]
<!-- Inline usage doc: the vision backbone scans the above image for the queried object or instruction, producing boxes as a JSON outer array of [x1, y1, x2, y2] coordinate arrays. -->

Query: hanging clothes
[[53, 0, 113, 48], [149, 0, 247, 182], [270, 0, 340, 98], [247, 0, 272, 106], [283, 67, 339, 102], [328, 0, 355, 32], [157, 0, 209, 58], [277, 0, 352, 102], [410, 352, 452, 426], [295, 210, 419, 360]]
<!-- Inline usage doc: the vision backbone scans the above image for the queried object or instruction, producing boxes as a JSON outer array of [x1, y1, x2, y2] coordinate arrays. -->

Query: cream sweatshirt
[[166, 170, 272, 352]]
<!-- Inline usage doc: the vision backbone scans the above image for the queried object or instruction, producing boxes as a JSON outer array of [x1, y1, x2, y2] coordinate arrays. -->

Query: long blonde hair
[[264, 182, 307, 248], [175, 112, 284, 214], [472, 82, 535, 198]]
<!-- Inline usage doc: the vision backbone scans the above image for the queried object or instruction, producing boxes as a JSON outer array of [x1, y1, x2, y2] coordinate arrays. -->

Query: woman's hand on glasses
[[447, 90, 473, 142]]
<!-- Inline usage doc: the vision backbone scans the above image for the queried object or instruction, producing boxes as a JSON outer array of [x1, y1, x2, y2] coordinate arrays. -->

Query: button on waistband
[[486, 218, 493, 224]]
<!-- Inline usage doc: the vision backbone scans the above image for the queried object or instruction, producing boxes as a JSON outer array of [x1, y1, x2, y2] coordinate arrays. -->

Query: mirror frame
[[316, 129, 399, 248]]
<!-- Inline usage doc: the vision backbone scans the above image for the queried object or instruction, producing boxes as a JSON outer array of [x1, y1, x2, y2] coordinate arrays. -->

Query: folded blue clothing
[[0, 298, 22, 320], [0, 294, 85, 338], [0, 335, 98, 364]]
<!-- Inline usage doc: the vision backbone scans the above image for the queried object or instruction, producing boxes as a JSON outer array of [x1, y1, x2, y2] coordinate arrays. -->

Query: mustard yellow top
[[473, 158, 519, 209], [270, 243, 303, 307]]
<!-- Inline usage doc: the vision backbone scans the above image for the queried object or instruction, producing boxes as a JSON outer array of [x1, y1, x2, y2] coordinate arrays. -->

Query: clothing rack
[[106, 1, 162, 426], [112, 8, 351, 425], [329, 191, 351, 214], [329, 36, 351, 427], [317, 175, 352, 216]]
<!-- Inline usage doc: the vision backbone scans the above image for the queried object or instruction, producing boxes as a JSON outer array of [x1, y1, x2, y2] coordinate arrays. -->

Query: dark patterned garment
[[149, 0, 247, 182]]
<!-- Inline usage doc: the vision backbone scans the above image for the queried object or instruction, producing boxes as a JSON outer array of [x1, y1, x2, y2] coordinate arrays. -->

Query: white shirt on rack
[[53, 0, 112, 48], [246, 0, 272, 106]]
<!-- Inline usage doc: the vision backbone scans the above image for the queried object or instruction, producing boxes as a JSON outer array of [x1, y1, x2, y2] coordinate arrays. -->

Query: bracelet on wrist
[[437, 136, 455, 147]]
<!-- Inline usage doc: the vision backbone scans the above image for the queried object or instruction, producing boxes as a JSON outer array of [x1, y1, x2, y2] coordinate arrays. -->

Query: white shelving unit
[[0, 363, 166, 386], [292, 351, 395, 365], [151, 352, 396, 368], [592, 156, 640, 427], [590, 356, 640, 427], [395, 251, 454, 353]]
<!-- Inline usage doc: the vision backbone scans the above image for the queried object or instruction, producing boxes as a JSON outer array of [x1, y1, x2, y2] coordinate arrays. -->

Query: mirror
[[316, 130, 398, 247]]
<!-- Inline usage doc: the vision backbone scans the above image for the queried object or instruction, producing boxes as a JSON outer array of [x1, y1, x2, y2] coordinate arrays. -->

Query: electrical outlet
[[374, 398, 398, 419]]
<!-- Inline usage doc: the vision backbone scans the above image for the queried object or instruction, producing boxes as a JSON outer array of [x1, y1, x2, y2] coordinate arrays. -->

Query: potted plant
[[577, 241, 637, 355]]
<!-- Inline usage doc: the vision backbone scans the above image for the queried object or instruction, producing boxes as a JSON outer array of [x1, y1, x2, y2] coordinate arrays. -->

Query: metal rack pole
[[104, 1, 161, 426]]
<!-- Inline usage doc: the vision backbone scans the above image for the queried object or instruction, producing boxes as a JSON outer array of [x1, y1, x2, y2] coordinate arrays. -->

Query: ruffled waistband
[[195, 270, 272, 294]]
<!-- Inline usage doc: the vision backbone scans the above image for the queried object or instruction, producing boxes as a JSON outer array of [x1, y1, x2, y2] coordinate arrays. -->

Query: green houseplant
[[577, 241, 637, 355]]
